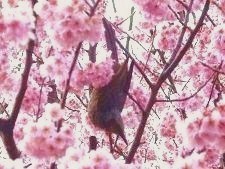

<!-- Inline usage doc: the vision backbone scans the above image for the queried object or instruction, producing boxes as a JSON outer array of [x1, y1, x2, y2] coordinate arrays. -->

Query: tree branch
[[0, 8, 36, 159], [61, 42, 82, 109], [125, 0, 210, 163]]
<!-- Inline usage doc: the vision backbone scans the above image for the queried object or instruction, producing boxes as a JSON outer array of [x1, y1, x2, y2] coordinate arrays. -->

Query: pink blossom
[[34, 0, 103, 50], [0, 1, 35, 46], [130, 87, 148, 110], [156, 24, 181, 51], [21, 118, 74, 159], [217, 118, 225, 134], [160, 115, 177, 138], [133, 0, 175, 23], [185, 105, 225, 153], [44, 103, 63, 121], [6, 20, 31, 44], [71, 57, 115, 91], [22, 86, 40, 113], [211, 25, 225, 55], [146, 149, 156, 161]]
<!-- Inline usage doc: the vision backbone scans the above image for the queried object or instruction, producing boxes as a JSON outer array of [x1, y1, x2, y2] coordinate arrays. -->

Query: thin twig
[[126, 6, 135, 52], [75, 94, 87, 108], [157, 50, 177, 93], [168, 5, 192, 31], [36, 78, 45, 121], [176, 0, 215, 26], [206, 62, 223, 107], [115, 39, 154, 89], [116, 8, 135, 27], [156, 72, 214, 102], [127, 92, 146, 114], [0, 102, 9, 117], [111, 0, 117, 13], [89, 0, 101, 17], [112, 24, 148, 51], [201, 62, 225, 75], [61, 42, 82, 109]]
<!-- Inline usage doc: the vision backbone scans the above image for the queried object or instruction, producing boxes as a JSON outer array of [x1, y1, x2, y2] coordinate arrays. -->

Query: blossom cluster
[[129, 87, 148, 111], [132, 0, 174, 23], [160, 114, 177, 138], [211, 24, 225, 56], [173, 148, 220, 169], [184, 104, 225, 152], [72, 57, 115, 92], [133, 0, 208, 25], [58, 148, 136, 169], [155, 23, 181, 51], [34, 0, 103, 50], [0, 1, 35, 47], [19, 103, 74, 160]]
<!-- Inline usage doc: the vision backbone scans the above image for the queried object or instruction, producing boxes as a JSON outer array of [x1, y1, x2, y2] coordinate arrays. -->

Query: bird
[[87, 58, 134, 145]]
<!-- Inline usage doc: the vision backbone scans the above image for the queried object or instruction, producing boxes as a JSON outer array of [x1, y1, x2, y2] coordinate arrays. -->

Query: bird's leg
[[123, 59, 134, 93], [113, 135, 119, 149], [89, 136, 98, 152], [108, 132, 114, 154]]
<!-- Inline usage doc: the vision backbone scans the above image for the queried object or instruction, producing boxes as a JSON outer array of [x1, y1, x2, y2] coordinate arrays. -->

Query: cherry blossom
[[160, 115, 177, 138], [1, 0, 225, 168], [34, 0, 103, 50], [71, 56, 115, 92], [44, 103, 63, 121], [19, 113, 74, 160], [0, 1, 35, 47]]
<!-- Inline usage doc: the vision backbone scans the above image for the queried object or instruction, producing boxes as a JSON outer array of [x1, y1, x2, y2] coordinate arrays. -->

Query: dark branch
[[125, 0, 210, 163], [61, 42, 82, 109]]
